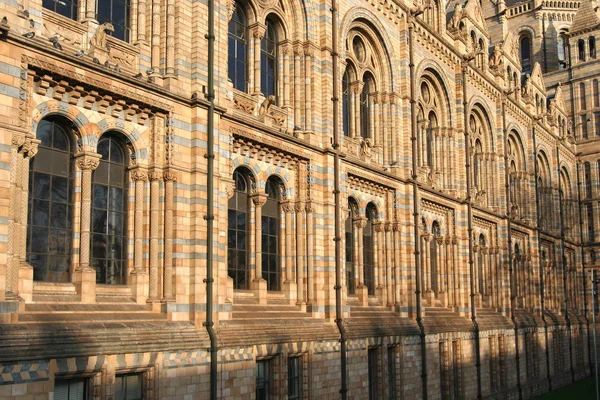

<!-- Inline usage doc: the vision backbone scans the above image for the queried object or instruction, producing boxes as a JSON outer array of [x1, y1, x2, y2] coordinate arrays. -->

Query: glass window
[[346, 200, 356, 295], [262, 178, 281, 291], [360, 73, 373, 139], [228, 4, 248, 91], [261, 19, 278, 103], [97, 0, 131, 42], [228, 170, 250, 289], [594, 80, 599, 108], [581, 83, 587, 110], [591, 36, 597, 58], [582, 114, 589, 140], [115, 373, 142, 400], [363, 204, 376, 295], [579, 39, 586, 62], [91, 135, 128, 285], [368, 348, 379, 400], [288, 357, 301, 400], [520, 35, 531, 73], [256, 360, 270, 400], [43, 0, 78, 20], [557, 34, 566, 68], [387, 347, 396, 400], [27, 119, 74, 283], [55, 378, 88, 400], [342, 69, 350, 137]]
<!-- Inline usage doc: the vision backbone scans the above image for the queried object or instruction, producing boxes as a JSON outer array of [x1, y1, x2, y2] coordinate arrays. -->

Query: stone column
[[394, 224, 401, 306], [306, 203, 314, 305], [304, 44, 313, 133], [351, 82, 363, 138], [293, 45, 302, 127], [373, 222, 383, 302], [282, 43, 291, 110], [162, 170, 176, 300], [165, 0, 176, 77], [84, 0, 96, 22], [282, 202, 296, 302], [436, 236, 444, 296], [73, 152, 101, 303], [382, 94, 389, 165], [296, 203, 305, 304], [130, 169, 149, 304], [355, 218, 368, 305], [445, 236, 452, 307], [148, 171, 162, 303], [452, 236, 459, 307], [386, 223, 393, 305], [6, 134, 24, 298], [151, 0, 161, 73], [252, 25, 266, 96], [251, 193, 268, 304], [135, 0, 147, 44], [16, 139, 39, 302]]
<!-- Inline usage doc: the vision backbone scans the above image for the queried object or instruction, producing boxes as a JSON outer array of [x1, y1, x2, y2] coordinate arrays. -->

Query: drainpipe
[[408, 17, 427, 400], [205, 0, 218, 398], [532, 122, 552, 390], [556, 144, 575, 382], [463, 62, 482, 400], [502, 98, 522, 400], [331, 0, 347, 397], [576, 159, 592, 374]]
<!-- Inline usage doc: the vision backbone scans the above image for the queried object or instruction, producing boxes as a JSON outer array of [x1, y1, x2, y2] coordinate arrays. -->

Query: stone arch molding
[[231, 154, 297, 199], [346, 187, 385, 219], [415, 60, 456, 125], [31, 100, 150, 163]]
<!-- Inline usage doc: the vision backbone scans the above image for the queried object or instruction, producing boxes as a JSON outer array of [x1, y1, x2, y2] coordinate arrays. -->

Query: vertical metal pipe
[[577, 160, 593, 374], [408, 18, 427, 400], [532, 123, 552, 390], [556, 145, 575, 382], [502, 99, 521, 399], [331, 0, 347, 396], [592, 270, 599, 400], [205, 0, 218, 397], [463, 63, 482, 400]]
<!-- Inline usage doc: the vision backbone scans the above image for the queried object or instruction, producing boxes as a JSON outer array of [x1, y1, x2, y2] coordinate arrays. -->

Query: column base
[[282, 280, 297, 305], [130, 271, 149, 304], [376, 286, 387, 306], [424, 289, 436, 306], [251, 278, 267, 305], [73, 267, 96, 304], [357, 285, 369, 307], [18, 262, 33, 303]]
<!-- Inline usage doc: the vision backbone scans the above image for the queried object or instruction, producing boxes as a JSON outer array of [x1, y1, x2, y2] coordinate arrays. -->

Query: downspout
[[576, 159, 592, 374], [556, 144, 575, 382], [502, 98, 522, 400], [205, 0, 218, 398], [408, 17, 428, 400], [462, 62, 482, 400], [532, 122, 552, 391], [331, 0, 348, 397]]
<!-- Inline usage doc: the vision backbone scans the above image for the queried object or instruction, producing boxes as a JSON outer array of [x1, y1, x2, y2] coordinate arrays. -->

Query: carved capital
[[148, 171, 163, 181], [373, 222, 385, 233], [12, 134, 26, 148], [353, 218, 367, 229], [251, 193, 268, 207], [20, 138, 40, 159], [131, 169, 148, 182], [75, 151, 101, 170], [282, 201, 295, 213], [163, 170, 178, 182]]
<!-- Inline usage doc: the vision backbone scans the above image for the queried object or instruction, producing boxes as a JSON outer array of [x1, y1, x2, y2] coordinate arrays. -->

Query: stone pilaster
[[130, 169, 149, 304]]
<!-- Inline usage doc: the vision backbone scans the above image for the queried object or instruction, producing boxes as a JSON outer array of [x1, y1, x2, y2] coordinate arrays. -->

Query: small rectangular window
[[55, 378, 88, 400], [288, 356, 301, 400], [368, 347, 379, 400], [257, 359, 271, 400], [115, 373, 143, 400]]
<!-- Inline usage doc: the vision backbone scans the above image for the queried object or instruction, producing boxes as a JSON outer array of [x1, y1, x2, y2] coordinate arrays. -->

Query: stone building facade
[[0, 0, 598, 398]]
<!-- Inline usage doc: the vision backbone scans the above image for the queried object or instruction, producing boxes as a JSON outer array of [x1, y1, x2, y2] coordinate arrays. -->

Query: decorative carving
[[259, 95, 275, 116], [75, 153, 101, 170], [233, 93, 256, 114], [148, 171, 162, 181], [131, 169, 148, 182], [20, 139, 39, 158], [89, 23, 114, 53], [449, 4, 463, 30], [163, 170, 177, 182], [252, 193, 268, 207], [12, 134, 25, 148], [43, 22, 82, 46]]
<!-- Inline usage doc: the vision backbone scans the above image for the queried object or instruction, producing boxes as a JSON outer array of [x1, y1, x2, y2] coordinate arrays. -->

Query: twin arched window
[[228, 3, 248, 92], [27, 118, 130, 284], [43, 0, 131, 41]]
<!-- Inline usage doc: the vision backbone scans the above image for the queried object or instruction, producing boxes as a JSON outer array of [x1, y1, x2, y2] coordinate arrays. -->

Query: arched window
[[473, 139, 483, 189], [363, 204, 377, 295], [594, 80, 599, 108], [262, 177, 281, 291], [43, 0, 78, 20], [585, 162, 592, 198], [346, 198, 358, 294], [261, 18, 278, 103], [27, 118, 75, 282], [426, 112, 437, 168], [360, 73, 374, 139], [520, 35, 532, 73], [97, 0, 131, 42], [228, 3, 248, 92], [228, 169, 251, 289], [579, 39, 586, 62], [557, 33, 567, 68], [590, 36, 596, 58], [478, 234, 486, 298], [342, 68, 350, 137], [580, 82, 587, 110], [91, 134, 128, 285]]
